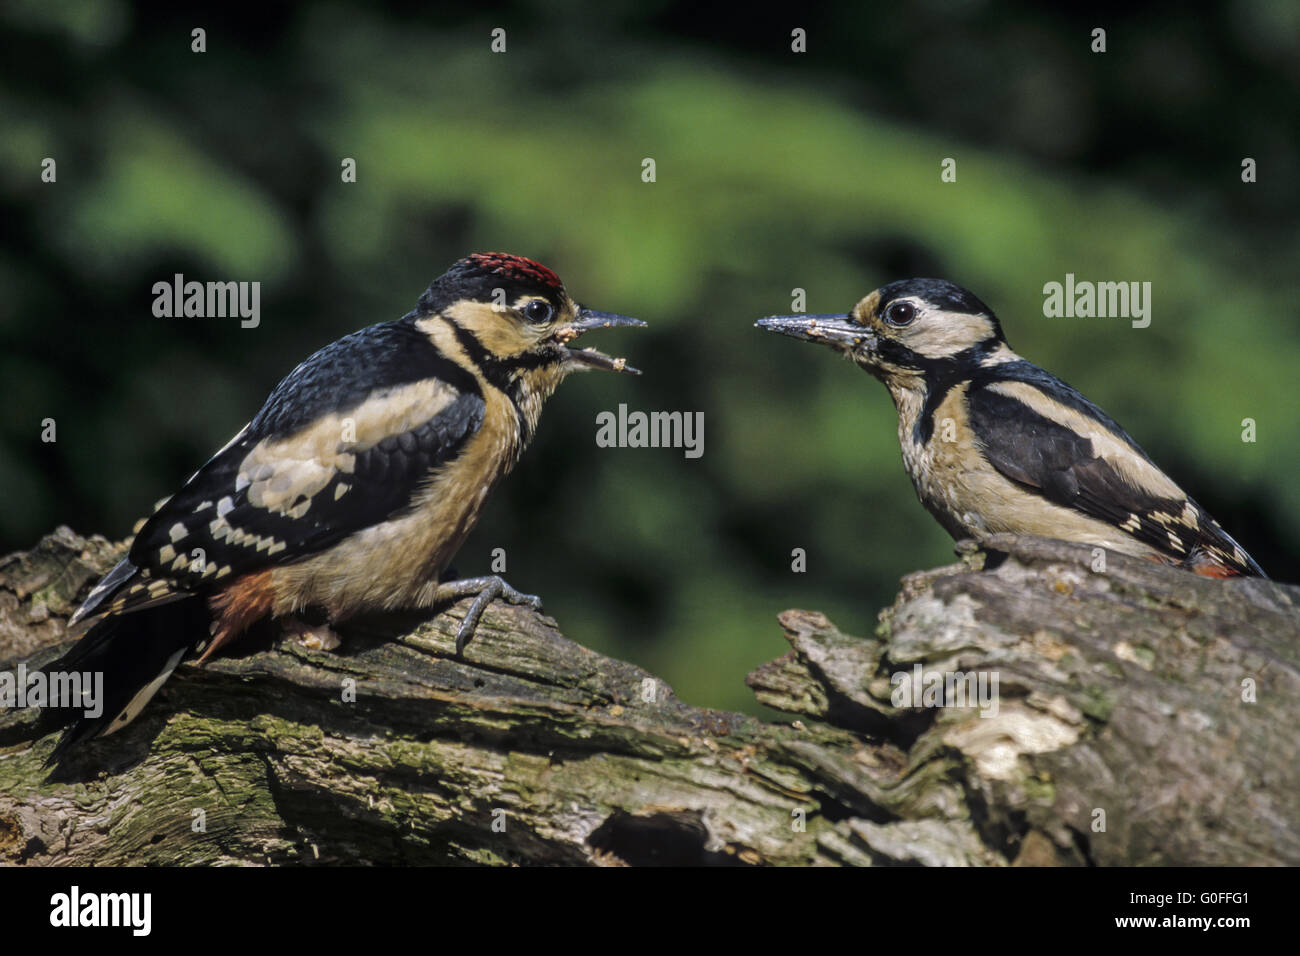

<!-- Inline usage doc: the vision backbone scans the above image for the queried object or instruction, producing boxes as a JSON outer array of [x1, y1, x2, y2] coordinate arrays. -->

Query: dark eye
[[523, 300, 554, 324], [884, 301, 916, 326]]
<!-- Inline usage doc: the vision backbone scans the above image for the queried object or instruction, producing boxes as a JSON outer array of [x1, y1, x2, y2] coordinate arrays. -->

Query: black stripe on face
[[873, 338, 925, 370], [908, 339, 1001, 445], [446, 322, 562, 446], [448, 323, 561, 391]]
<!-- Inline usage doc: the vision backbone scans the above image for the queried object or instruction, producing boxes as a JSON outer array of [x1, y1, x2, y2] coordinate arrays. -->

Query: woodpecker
[[757, 278, 1264, 578], [41, 252, 644, 762]]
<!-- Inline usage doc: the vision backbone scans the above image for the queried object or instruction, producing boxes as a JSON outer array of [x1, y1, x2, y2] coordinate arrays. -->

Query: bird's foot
[[281, 616, 343, 653], [432, 576, 543, 654]]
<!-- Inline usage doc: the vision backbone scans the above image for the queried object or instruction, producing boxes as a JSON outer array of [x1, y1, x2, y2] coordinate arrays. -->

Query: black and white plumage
[[42, 253, 644, 763], [757, 278, 1265, 579]]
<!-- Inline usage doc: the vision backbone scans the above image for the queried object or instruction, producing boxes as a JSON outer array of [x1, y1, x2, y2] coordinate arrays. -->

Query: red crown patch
[[466, 253, 564, 292]]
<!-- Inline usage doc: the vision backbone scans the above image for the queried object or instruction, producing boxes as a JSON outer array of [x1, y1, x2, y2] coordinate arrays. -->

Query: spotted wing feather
[[71, 321, 488, 627]]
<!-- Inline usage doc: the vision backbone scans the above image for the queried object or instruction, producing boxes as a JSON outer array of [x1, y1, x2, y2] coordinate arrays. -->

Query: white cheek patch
[[903, 310, 997, 358], [444, 300, 543, 358]]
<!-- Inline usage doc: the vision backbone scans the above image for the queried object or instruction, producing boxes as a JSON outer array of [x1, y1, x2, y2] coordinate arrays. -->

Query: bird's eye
[[884, 301, 917, 327], [523, 300, 554, 324]]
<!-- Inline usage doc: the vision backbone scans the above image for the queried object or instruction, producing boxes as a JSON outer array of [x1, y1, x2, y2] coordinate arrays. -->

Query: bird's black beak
[[755, 314, 877, 353], [560, 308, 646, 374]]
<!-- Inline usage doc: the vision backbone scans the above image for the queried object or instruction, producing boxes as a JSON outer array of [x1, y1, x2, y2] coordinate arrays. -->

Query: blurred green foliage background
[[2, 1, 1297, 713]]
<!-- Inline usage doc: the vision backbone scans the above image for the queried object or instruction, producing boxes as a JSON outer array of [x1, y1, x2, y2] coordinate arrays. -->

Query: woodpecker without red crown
[[42, 253, 644, 762], [757, 278, 1265, 579]]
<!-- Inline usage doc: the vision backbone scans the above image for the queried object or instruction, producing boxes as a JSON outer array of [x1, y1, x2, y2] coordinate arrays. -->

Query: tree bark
[[1, 527, 1296, 866]]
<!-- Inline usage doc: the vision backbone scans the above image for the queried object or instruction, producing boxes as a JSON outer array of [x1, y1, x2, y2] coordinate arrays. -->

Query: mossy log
[[0, 527, 1296, 866]]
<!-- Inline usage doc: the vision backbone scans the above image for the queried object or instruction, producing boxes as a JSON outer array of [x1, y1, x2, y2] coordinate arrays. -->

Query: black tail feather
[[40, 598, 209, 766]]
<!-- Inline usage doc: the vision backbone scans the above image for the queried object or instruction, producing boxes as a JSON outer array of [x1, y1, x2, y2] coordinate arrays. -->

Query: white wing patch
[[985, 380, 1184, 500], [236, 378, 460, 518]]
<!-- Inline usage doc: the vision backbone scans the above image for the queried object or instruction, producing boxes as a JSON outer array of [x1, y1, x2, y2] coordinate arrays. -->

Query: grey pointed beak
[[572, 308, 647, 332], [560, 307, 646, 374], [755, 314, 875, 351]]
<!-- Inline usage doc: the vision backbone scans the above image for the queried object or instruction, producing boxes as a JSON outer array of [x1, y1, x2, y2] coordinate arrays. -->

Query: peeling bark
[[1, 528, 1296, 866]]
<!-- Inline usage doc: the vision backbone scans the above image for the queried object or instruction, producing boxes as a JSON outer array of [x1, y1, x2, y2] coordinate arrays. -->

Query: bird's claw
[[436, 575, 543, 654]]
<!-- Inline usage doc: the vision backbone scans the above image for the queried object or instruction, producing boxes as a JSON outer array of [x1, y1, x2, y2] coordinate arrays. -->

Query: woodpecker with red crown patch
[[757, 278, 1264, 579], [41, 253, 644, 763]]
